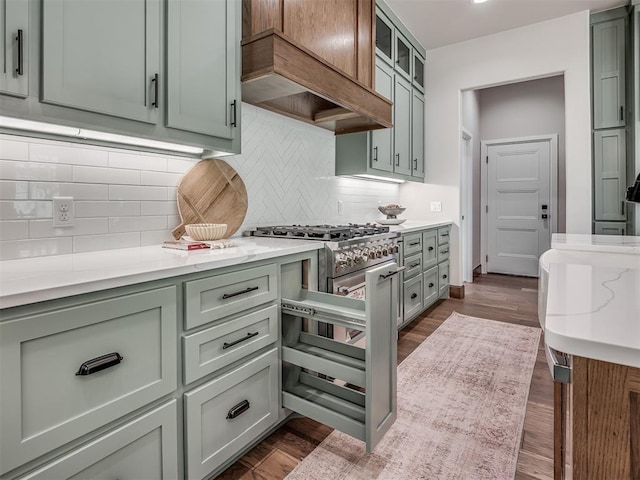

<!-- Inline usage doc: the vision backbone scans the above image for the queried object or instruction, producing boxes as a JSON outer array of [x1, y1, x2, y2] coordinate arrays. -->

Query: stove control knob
[[335, 254, 348, 271], [361, 248, 370, 262], [392, 244, 399, 254], [374, 247, 382, 258], [344, 253, 354, 267], [382, 244, 389, 256], [352, 250, 363, 265]]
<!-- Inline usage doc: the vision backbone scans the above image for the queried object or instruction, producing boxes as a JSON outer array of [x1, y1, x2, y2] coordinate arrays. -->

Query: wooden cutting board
[[172, 158, 248, 240]]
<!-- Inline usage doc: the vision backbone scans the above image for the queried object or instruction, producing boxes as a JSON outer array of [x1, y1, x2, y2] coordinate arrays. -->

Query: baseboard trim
[[449, 284, 465, 299]]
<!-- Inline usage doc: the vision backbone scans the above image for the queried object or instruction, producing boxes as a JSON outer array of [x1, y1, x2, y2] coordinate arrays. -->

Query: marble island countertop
[[541, 234, 640, 368], [0, 238, 324, 309]]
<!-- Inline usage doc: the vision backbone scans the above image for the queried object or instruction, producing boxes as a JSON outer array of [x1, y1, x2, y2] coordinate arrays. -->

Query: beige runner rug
[[285, 312, 541, 480]]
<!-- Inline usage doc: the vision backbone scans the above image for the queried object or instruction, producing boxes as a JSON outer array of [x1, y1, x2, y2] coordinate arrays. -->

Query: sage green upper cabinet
[[375, 11, 394, 66], [167, 0, 237, 139], [0, 0, 29, 97], [371, 61, 394, 173], [592, 18, 626, 129], [411, 89, 424, 178], [393, 75, 412, 176], [395, 31, 412, 82], [42, 0, 161, 124], [413, 53, 424, 93]]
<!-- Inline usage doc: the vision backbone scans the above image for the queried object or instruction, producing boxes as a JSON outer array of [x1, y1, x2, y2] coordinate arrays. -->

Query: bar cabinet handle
[[395, 153, 400, 166], [222, 332, 259, 350], [373, 146, 378, 162], [379, 266, 405, 280], [620, 106, 624, 121], [76, 352, 123, 376], [16, 29, 23, 75], [226, 400, 250, 419], [222, 286, 259, 300], [151, 74, 159, 108], [231, 100, 237, 127]]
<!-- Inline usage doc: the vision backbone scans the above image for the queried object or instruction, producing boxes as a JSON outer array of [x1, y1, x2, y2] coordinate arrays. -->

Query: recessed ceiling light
[[472, 0, 488, 3]]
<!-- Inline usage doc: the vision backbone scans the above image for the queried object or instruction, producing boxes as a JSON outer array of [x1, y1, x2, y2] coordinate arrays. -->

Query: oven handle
[[379, 266, 405, 280]]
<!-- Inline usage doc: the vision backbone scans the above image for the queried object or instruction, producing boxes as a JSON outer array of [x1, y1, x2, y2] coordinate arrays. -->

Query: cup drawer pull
[[440, 249, 449, 254], [222, 332, 259, 350], [226, 399, 250, 419], [76, 352, 123, 376], [409, 242, 420, 247], [409, 262, 420, 268], [222, 286, 259, 299]]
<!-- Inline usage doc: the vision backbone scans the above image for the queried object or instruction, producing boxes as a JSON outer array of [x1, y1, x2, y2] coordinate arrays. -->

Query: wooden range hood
[[241, 0, 392, 135]]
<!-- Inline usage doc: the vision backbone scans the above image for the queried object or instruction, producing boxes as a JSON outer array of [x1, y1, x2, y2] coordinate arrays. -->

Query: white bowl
[[185, 223, 227, 241]]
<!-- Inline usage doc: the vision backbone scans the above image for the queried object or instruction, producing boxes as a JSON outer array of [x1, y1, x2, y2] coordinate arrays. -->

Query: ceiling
[[385, 0, 629, 50]]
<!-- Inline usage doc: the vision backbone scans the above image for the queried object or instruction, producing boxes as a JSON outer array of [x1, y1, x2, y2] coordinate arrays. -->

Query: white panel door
[[487, 140, 551, 276]]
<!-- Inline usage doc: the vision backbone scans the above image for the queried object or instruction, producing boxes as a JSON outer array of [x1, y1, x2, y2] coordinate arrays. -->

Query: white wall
[[479, 75, 566, 232], [461, 90, 481, 269], [401, 11, 591, 286], [0, 104, 401, 260]]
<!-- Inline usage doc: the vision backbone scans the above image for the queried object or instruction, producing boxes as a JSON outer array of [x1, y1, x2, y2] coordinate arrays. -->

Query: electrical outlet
[[430, 201, 442, 212], [53, 196, 74, 227]]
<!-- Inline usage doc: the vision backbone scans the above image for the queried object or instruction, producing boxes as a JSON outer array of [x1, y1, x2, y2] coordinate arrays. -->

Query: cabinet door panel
[[393, 75, 412, 176], [167, 0, 238, 139], [411, 89, 424, 178], [594, 129, 627, 221], [395, 31, 411, 81], [0, 0, 29, 97], [371, 60, 393, 173], [592, 18, 625, 129], [42, 0, 160, 124]]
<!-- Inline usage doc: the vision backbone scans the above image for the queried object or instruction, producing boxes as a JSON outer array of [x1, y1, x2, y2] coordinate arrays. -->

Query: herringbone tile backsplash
[[0, 103, 401, 260]]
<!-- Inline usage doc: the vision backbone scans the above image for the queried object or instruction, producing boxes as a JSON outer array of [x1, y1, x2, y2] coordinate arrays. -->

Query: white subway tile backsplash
[[0, 180, 29, 199], [108, 151, 168, 172], [0, 200, 53, 219], [141, 201, 178, 216], [73, 232, 140, 253], [109, 185, 167, 201], [109, 216, 167, 233], [0, 237, 72, 260], [29, 182, 109, 200], [75, 201, 141, 218], [30, 143, 108, 166], [0, 160, 73, 182], [0, 138, 29, 161], [73, 165, 141, 185], [30, 218, 109, 238], [140, 170, 182, 186], [166, 157, 196, 173], [0, 220, 29, 240], [141, 230, 174, 246]]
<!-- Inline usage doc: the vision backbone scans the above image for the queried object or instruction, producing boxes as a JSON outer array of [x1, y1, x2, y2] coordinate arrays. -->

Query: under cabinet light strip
[[352, 174, 406, 184], [0, 116, 205, 155]]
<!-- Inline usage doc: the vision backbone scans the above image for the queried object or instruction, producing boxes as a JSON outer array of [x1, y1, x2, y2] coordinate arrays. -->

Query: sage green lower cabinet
[[280, 263, 399, 453], [423, 266, 438, 307], [0, 286, 178, 475], [594, 221, 627, 235], [182, 304, 278, 384], [439, 261, 450, 298], [184, 263, 278, 330], [403, 274, 423, 320], [18, 400, 179, 480], [594, 128, 627, 221], [184, 348, 279, 480], [400, 224, 452, 326]]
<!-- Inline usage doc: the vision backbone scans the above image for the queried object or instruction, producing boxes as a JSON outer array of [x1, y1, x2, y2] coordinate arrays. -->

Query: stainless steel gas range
[[250, 224, 402, 339]]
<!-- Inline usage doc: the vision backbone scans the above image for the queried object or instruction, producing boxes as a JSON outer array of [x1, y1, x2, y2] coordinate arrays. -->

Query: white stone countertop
[[387, 220, 452, 234], [542, 234, 640, 368], [0, 238, 323, 309], [552, 233, 640, 254]]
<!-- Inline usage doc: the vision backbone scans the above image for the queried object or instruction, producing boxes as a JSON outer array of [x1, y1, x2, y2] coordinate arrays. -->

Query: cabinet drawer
[[423, 266, 439, 308], [403, 233, 422, 257], [437, 243, 450, 263], [403, 275, 423, 320], [184, 348, 279, 480], [184, 263, 278, 330], [19, 400, 178, 480], [422, 230, 437, 268], [438, 226, 450, 245], [439, 261, 450, 298], [183, 304, 278, 384], [403, 253, 422, 279], [0, 286, 178, 475]]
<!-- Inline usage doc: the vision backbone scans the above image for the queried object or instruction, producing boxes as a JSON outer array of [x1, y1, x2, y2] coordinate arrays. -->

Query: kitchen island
[[539, 234, 640, 479]]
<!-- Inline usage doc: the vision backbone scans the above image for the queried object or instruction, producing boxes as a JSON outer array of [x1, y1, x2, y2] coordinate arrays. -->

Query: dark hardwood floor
[[217, 273, 554, 480]]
